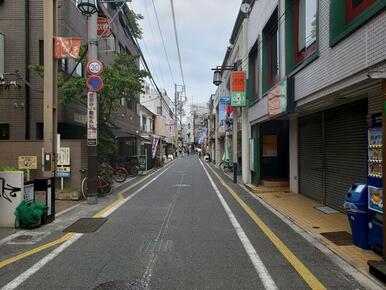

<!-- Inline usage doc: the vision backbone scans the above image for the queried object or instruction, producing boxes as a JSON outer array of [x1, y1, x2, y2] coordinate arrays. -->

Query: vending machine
[[367, 113, 383, 253]]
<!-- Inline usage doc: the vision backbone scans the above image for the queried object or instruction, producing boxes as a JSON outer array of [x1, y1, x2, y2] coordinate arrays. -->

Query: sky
[[130, 0, 242, 106]]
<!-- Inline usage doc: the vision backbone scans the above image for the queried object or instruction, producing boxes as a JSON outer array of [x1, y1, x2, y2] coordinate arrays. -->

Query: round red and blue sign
[[86, 75, 103, 92]]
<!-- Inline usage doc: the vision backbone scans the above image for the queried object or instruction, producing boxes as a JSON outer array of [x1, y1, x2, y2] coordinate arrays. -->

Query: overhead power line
[[150, 0, 175, 85], [169, 0, 185, 88]]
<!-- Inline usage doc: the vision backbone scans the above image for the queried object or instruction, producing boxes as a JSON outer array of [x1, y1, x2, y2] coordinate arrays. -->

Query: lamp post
[[77, 0, 99, 204], [212, 64, 238, 183]]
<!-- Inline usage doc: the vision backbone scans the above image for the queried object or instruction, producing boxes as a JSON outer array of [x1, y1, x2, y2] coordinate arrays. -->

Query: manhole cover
[[63, 218, 108, 233], [13, 235, 33, 241], [320, 231, 353, 246], [141, 240, 172, 253], [94, 280, 145, 290]]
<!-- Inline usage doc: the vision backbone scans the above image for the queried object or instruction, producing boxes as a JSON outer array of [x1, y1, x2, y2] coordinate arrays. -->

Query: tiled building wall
[[295, 1, 386, 102]]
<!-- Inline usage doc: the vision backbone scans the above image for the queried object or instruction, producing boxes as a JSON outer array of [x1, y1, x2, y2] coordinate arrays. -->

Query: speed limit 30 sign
[[87, 60, 103, 75]]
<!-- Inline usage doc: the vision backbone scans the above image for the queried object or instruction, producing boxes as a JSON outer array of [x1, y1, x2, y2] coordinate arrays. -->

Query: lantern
[[212, 69, 222, 86], [77, 0, 98, 17]]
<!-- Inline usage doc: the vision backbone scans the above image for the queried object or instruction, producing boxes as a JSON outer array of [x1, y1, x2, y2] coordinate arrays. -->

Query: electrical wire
[[150, 0, 176, 85], [169, 0, 185, 88]]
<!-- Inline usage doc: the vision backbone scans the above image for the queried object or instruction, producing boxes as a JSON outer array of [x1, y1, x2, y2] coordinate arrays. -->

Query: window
[[157, 106, 162, 115], [330, 0, 385, 45], [58, 59, 68, 72], [263, 8, 279, 87], [39, 40, 44, 65], [36, 123, 43, 140], [0, 124, 9, 140], [74, 62, 83, 77], [250, 45, 259, 99], [346, 0, 376, 23], [294, 0, 317, 64], [142, 116, 147, 131]]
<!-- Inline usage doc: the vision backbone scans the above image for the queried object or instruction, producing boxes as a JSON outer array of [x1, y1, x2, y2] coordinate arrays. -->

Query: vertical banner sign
[[218, 96, 231, 133], [231, 71, 246, 107], [152, 137, 160, 158], [87, 92, 98, 146]]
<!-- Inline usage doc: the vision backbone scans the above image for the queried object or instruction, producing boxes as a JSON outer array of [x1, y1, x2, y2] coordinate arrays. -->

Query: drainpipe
[[25, 0, 30, 139]]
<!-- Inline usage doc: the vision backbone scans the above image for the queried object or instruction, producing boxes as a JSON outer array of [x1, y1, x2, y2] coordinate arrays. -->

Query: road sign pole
[[87, 13, 98, 205]]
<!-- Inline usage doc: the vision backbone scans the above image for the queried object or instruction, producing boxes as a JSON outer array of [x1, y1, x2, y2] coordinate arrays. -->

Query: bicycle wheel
[[113, 167, 128, 183], [98, 177, 112, 195], [81, 177, 88, 200], [128, 166, 139, 176]]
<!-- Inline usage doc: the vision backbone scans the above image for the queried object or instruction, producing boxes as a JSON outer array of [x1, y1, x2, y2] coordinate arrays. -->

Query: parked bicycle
[[80, 168, 112, 199], [219, 159, 233, 173], [121, 156, 140, 176], [100, 162, 128, 183]]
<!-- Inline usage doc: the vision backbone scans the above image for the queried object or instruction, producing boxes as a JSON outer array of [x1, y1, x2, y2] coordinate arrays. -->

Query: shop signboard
[[18, 156, 37, 170], [152, 137, 159, 158], [262, 135, 278, 157], [268, 80, 287, 117], [87, 92, 98, 146], [218, 96, 231, 133], [56, 166, 71, 179], [231, 71, 246, 107], [54, 37, 81, 59]]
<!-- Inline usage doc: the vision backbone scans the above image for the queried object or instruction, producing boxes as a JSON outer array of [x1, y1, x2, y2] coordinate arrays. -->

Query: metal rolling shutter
[[324, 100, 367, 211], [299, 113, 324, 202]]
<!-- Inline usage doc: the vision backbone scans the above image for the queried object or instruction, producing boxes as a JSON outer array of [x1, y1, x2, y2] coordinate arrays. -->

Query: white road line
[[55, 204, 81, 218], [199, 160, 277, 290], [1, 164, 174, 290]]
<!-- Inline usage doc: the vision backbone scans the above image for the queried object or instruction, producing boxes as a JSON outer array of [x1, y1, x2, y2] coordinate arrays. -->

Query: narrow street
[[0, 157, 376, 289]]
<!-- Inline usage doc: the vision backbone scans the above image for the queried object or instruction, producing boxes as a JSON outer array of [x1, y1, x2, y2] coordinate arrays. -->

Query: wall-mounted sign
[[87, 92, 98, 146], [54, 37, 81, 59], [86, 75, 103, 92], [56, 166, 71, 179], [97, 17, 112, 37], [57, 147, 70, 166], [18, 156, 37, 170], [87, 60, 103, 75], [231, 71, 246, 107], [268, 80, 287, 117]]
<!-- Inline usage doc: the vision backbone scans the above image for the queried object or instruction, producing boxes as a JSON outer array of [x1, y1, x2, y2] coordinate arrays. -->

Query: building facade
[[213, 0, 386, 212]]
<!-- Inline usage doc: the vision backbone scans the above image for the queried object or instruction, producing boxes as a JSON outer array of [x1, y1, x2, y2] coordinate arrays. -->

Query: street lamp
[[77, 0, 98, 17], [211, 65, 237, 86]]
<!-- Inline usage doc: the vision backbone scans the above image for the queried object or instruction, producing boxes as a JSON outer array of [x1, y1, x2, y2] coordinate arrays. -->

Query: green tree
[[31, 53, 148, 161]]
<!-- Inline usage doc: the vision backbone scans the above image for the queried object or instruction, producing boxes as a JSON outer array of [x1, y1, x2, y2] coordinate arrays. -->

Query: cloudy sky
[[130, 0, 241, 105]]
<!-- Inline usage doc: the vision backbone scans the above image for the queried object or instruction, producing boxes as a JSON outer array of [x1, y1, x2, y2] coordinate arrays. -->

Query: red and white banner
[[97, 17, 112, 37]]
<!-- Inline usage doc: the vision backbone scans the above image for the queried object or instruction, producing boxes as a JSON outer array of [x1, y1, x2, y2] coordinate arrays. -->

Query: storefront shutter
[[299, 113, 324, 202], [324, 100, 367, 211]]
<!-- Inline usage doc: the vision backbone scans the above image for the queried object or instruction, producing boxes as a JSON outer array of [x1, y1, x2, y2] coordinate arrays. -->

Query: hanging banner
[[231, 71, 246, 107], [54, 37, 81, 59], [218, 96, 231, 133], [151, 137, 160, 158], [87, 92, 98, 146], [97, 17, 112, 37]]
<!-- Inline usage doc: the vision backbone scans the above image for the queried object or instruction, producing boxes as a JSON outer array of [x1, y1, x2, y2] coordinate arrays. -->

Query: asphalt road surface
[[0, 157, 381, 289]]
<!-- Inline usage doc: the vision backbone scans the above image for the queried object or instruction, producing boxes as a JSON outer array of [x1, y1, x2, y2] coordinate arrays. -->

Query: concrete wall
[[0, 139, 87, 193]]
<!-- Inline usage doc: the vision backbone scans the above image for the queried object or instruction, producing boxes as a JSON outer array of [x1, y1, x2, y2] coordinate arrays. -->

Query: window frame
[[293, 0, 318, 65], [346, 0, 376, 23]]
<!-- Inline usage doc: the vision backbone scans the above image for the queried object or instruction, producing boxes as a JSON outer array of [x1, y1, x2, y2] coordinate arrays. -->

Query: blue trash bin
[[343, 183, 369, 249]]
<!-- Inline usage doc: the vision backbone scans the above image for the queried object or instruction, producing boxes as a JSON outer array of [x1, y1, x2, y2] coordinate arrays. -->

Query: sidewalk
[[245, 183, 382, 275]]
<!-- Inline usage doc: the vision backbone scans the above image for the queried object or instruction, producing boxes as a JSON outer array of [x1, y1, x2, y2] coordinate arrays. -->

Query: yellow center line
[[0, 233, 74, 269], [205, 163, 326, 290], [0, 161, 176, 269]]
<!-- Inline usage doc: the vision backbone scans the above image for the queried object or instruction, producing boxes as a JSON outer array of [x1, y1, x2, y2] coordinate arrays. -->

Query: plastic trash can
[[343, 183, 369, 249]]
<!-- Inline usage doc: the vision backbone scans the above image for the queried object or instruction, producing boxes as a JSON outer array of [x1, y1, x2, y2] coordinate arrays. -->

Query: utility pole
[[43, 0, 57, 178], [232, 108, 238, 183], [87, 13, 98, 205]]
